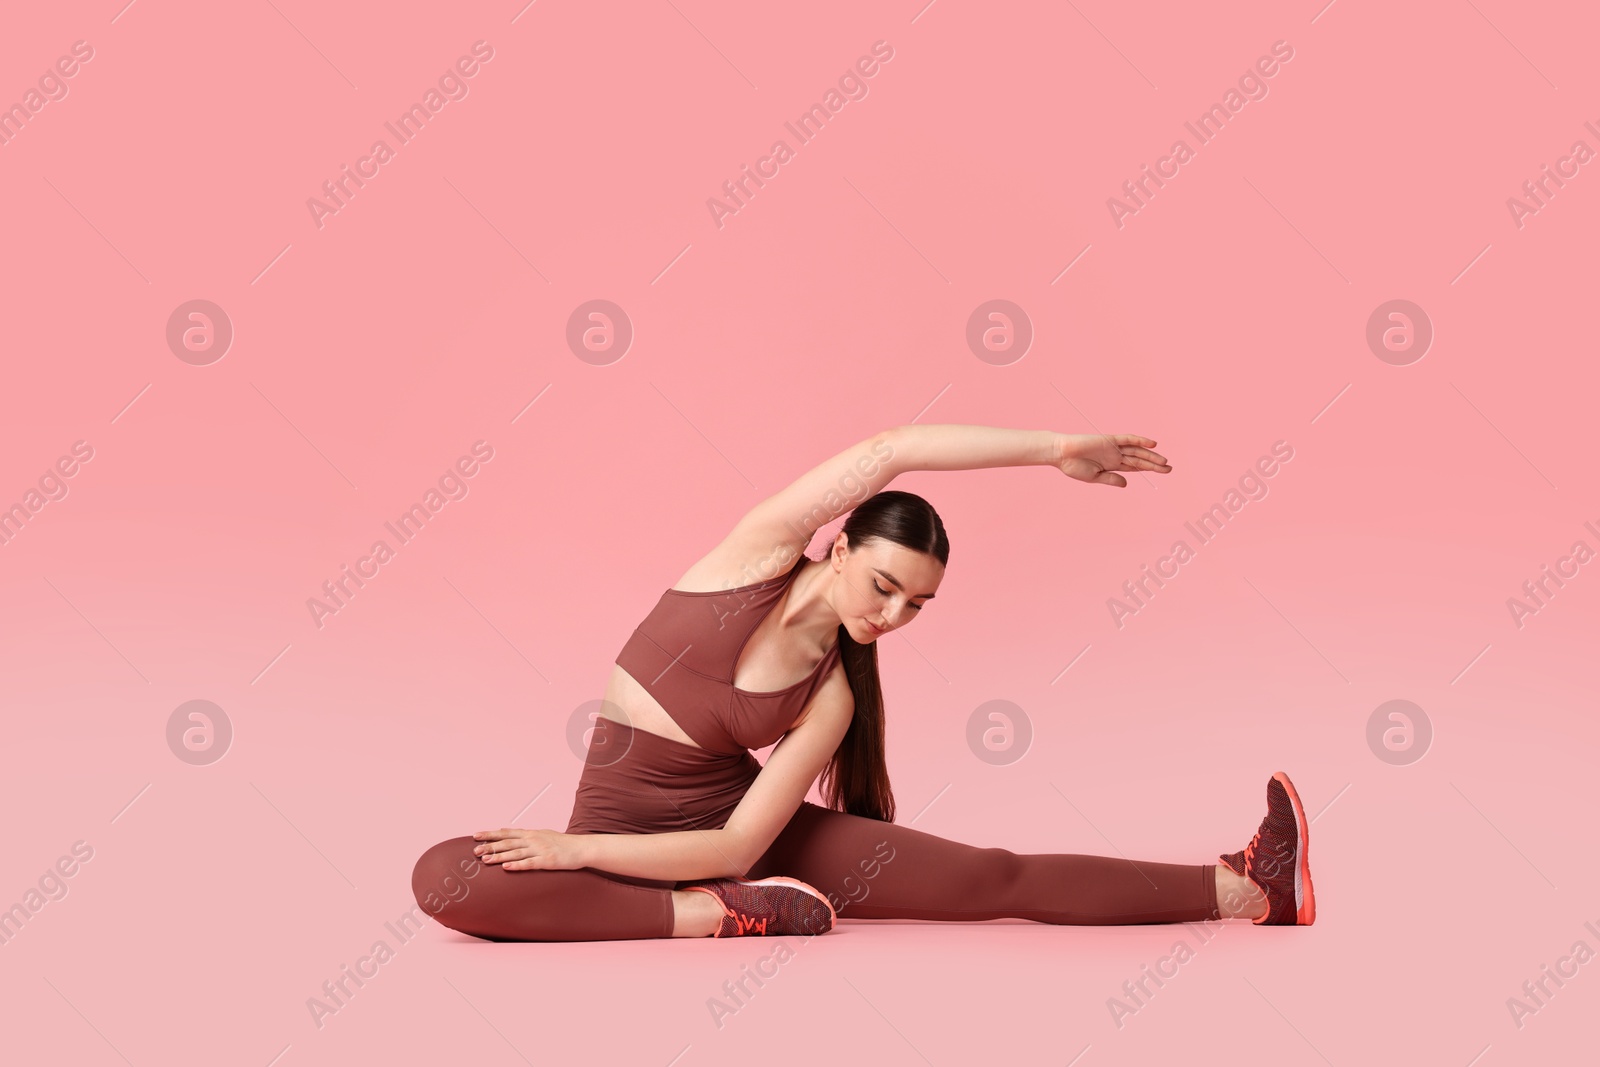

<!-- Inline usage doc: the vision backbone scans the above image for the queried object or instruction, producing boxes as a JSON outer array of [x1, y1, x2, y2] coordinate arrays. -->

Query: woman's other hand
[[1055, 433, 1171, 488], [471, 827, 585, 871]]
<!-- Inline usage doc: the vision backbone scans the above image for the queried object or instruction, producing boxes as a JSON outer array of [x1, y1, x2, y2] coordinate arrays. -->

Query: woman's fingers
[[490, 847, 552, 871], [474, 830, 555, 869], [480, 843, 528, 864], [1108, 435, 1172, 470], [485, 846, 528, 864], [473, 829, 525, 859], [1120, 446, 1170, 467]]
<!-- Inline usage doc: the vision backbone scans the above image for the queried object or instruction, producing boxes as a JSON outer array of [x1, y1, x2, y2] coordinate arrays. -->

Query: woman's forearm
[[885, 424, 1058, 474], [574, 827, 743, 881]]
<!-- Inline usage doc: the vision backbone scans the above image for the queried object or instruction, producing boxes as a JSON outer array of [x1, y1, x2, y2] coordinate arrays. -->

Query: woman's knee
[[411, 836, 485, 927]]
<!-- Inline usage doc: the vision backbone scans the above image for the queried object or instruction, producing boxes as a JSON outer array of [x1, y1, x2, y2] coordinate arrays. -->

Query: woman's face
[[832, 538, 942, 641]]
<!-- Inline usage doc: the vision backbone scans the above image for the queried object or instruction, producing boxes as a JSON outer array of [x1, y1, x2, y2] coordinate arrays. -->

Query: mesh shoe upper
[[681, 875, 836, 937]]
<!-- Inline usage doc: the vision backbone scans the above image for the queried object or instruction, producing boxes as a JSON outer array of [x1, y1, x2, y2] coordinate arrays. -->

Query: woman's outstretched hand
[[471, 827, 585, 871], [1055, 434, 1171, 488]]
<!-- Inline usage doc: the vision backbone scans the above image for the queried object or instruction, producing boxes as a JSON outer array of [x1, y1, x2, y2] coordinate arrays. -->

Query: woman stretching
[[411, 425, 1317, 941]]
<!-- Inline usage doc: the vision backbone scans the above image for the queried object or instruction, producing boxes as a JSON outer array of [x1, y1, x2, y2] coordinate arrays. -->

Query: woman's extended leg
[[745, 801, 1231, 925]]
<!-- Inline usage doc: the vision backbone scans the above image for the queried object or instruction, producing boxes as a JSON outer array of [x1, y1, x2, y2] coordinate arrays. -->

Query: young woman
[[411, 425, 1316, 941]]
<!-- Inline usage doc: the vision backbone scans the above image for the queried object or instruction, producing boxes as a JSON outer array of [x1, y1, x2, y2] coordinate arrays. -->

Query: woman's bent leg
[[746, 803, 1220, 925], [411, 836, 676, 942]]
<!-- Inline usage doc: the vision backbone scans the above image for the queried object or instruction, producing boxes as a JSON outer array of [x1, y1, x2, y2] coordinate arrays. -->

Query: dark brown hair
[[818, 490, 949, 823]]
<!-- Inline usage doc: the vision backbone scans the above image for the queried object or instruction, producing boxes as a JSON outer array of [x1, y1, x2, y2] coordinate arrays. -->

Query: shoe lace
[[1241, 825, 1267, 870], [1242, 813, 1270, 874], [730, 911, 768, 935], [1247, 806, 1297, 884]]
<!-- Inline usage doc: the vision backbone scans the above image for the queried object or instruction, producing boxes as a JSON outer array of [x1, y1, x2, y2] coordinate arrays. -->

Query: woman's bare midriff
[[600, 663, 706, 749]]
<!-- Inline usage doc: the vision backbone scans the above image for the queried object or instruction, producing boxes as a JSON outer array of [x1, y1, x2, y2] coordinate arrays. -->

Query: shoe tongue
[[1217, 850, 1246, 877]]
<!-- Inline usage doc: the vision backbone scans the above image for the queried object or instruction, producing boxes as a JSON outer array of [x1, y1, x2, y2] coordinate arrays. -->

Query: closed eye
[[874, 582, 924, 610]]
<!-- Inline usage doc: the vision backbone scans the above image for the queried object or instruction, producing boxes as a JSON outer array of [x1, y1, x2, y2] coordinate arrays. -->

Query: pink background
[[2, 1, 1596, 1063]]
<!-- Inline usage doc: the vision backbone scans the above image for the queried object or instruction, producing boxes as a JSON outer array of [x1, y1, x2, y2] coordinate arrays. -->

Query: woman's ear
[[831, 532, 850, 571]]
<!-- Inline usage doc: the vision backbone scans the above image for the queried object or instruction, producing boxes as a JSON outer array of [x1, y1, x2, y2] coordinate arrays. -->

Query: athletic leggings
[[411, 718, 1222, 942]]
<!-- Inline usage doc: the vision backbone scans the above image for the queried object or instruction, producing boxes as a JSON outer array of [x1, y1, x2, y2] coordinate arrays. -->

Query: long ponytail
[[817, 490, 949, 823]]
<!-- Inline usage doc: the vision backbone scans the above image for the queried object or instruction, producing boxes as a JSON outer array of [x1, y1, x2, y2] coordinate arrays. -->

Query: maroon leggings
[[411, 716, 1222, 941], [413, 806, 1221, 942]]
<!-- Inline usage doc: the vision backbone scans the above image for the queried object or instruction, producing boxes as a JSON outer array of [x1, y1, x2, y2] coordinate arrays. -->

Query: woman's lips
[[866, 620, 887, 635]]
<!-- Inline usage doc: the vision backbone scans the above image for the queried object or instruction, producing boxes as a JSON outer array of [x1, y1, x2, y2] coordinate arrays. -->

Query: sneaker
[[680, 875, 837, 938], [1218, 771, 1316, 926]]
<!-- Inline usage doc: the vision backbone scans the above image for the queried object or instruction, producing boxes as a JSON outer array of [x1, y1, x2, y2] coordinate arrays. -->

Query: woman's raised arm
[[884, 424, 1171, 488], [715, 424, 1172, 583], [716, 428, 900, 565]]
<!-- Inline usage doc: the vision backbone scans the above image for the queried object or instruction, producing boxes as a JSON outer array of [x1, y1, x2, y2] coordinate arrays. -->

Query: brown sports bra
[[613, 553, 843, 755]]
